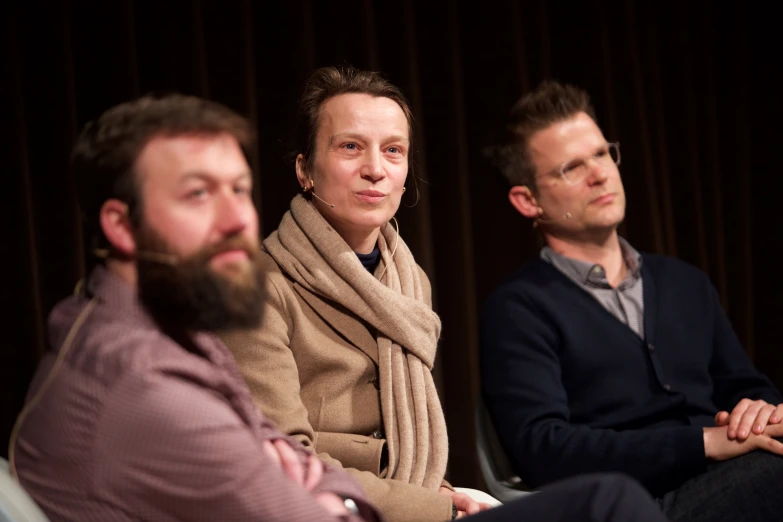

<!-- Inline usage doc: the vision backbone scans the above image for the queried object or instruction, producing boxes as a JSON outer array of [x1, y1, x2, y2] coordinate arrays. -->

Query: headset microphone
[[311, 191, 336, 209], [535, 208, 572, 223], [93, 248, 179, 266]]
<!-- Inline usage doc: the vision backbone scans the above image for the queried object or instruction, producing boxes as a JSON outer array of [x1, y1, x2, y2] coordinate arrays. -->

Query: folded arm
[[708, 282, 783, 439], [95, 371, 379, 522]]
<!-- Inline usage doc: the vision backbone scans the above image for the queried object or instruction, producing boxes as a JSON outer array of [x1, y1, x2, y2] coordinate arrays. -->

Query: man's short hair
[[484, 80, 596, 192], [72, 93, 255, 245]]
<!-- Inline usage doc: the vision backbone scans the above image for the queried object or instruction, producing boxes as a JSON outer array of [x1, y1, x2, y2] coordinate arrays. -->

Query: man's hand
[[264, 439, 350, 516], [438, 487, 492, 518], [263, 439, 323, 491], [714, 399, 783, 441], [314, 493, 350, 516], [703, 422, 783, 461]]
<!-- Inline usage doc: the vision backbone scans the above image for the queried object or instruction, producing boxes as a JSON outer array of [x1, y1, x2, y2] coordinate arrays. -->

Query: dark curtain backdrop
[[3, 0, 782, 489]]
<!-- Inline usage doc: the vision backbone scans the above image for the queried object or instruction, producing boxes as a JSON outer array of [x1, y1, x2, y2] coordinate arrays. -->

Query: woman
[[219, 67, 669, 522], [220, 66, 482, 521]]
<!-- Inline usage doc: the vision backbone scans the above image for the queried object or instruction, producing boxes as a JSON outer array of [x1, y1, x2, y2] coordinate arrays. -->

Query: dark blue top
[[356, 247, 381, 273], [480, 253, 782, 496]]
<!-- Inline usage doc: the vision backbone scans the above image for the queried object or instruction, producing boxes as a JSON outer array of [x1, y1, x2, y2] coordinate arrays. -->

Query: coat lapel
[[293, 283, 380, 365]]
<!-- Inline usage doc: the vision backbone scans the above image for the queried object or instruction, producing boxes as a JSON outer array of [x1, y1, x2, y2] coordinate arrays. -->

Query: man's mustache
[[135, 236, 258, 267], [200, 236, 258, 261]]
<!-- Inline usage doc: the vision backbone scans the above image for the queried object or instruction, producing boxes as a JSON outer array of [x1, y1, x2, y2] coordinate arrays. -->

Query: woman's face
[[297, 93, 409, 248]]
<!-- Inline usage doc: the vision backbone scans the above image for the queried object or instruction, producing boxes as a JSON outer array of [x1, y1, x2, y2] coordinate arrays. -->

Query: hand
[[438, 487, 491, 517], [314, 492, 350, 516], [714, 399, 783, 441], [263, 438, 323, 491], [264, 440, 348, 516], [703, 422, 783, 461]]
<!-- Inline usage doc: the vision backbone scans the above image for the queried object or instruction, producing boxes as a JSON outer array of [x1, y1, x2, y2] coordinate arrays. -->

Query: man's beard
[[135, 226, 264, 332]]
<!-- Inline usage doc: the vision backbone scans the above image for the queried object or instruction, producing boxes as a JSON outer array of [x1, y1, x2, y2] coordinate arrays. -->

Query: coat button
[[372, 430, 384, 439], [647, 343, 655, 353], [663, 384, 672, 391]]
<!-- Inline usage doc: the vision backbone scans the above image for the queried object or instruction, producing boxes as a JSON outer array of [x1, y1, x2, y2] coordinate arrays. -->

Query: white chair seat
[[453, 487, 504, 507], [0, 458, 50, 522]]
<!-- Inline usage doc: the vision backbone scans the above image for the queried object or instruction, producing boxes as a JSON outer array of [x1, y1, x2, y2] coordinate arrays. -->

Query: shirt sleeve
[[707, 280, 783, 410], [92, 369, 381, 522]]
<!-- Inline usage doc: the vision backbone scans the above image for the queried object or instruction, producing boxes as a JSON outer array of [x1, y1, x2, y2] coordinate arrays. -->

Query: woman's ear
[[295, 154, 309, 189]]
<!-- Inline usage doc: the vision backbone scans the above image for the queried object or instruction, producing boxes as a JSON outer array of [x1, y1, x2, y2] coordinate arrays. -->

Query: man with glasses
[[480, 80, 783, 521]]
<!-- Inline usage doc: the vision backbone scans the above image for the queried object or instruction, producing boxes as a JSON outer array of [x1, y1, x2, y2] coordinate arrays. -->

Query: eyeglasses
[[541, 142, 621, 185]]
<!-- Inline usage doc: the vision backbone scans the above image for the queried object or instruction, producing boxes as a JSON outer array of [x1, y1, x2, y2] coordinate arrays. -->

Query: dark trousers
[[658, 449, 783, 522], [466, 473, 669, 522]]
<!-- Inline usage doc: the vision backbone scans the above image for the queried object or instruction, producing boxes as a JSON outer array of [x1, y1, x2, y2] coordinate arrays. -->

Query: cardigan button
[[663, 384, 672, 391], [372, 430, 384, 439], [647, 343, 655, 353]]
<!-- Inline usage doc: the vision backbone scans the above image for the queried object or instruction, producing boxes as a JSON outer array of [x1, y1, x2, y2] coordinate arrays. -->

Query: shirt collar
[[540, 236, 642, 286]]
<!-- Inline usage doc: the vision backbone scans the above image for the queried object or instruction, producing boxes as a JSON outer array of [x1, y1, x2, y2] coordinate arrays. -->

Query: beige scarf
[[265, 195, 448, 489]]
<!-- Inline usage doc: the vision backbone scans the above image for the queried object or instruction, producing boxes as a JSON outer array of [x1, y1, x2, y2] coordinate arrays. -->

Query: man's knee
[[508, 473, 663, 522], [584, 473, 658, 514], [768, 452, 783, 478], [581, 472, 647, 495], [740, 449, 783, 482], [603, 472, 649, 493]]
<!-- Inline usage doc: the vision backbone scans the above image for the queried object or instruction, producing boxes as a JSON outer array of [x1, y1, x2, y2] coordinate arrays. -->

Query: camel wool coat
[[220, 250, 453, 522]]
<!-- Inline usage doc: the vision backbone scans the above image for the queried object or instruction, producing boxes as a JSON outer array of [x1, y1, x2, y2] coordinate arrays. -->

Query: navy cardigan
[[480, 254, 782, 496]]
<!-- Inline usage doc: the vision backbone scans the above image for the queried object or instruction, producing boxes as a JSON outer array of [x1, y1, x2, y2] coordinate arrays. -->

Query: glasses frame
[[542, 141, 621, 185]]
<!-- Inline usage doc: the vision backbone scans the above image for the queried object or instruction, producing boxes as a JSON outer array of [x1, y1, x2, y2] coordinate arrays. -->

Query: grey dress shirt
[[541, 237, 645, 338]]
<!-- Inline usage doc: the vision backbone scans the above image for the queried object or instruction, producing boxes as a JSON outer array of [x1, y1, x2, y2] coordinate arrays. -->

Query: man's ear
[[99, 199, 136, 257], [508, 185, 542, 219]]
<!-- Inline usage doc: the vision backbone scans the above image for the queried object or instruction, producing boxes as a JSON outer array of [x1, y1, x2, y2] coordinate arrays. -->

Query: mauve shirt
[[13, 265, 381, 522]]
